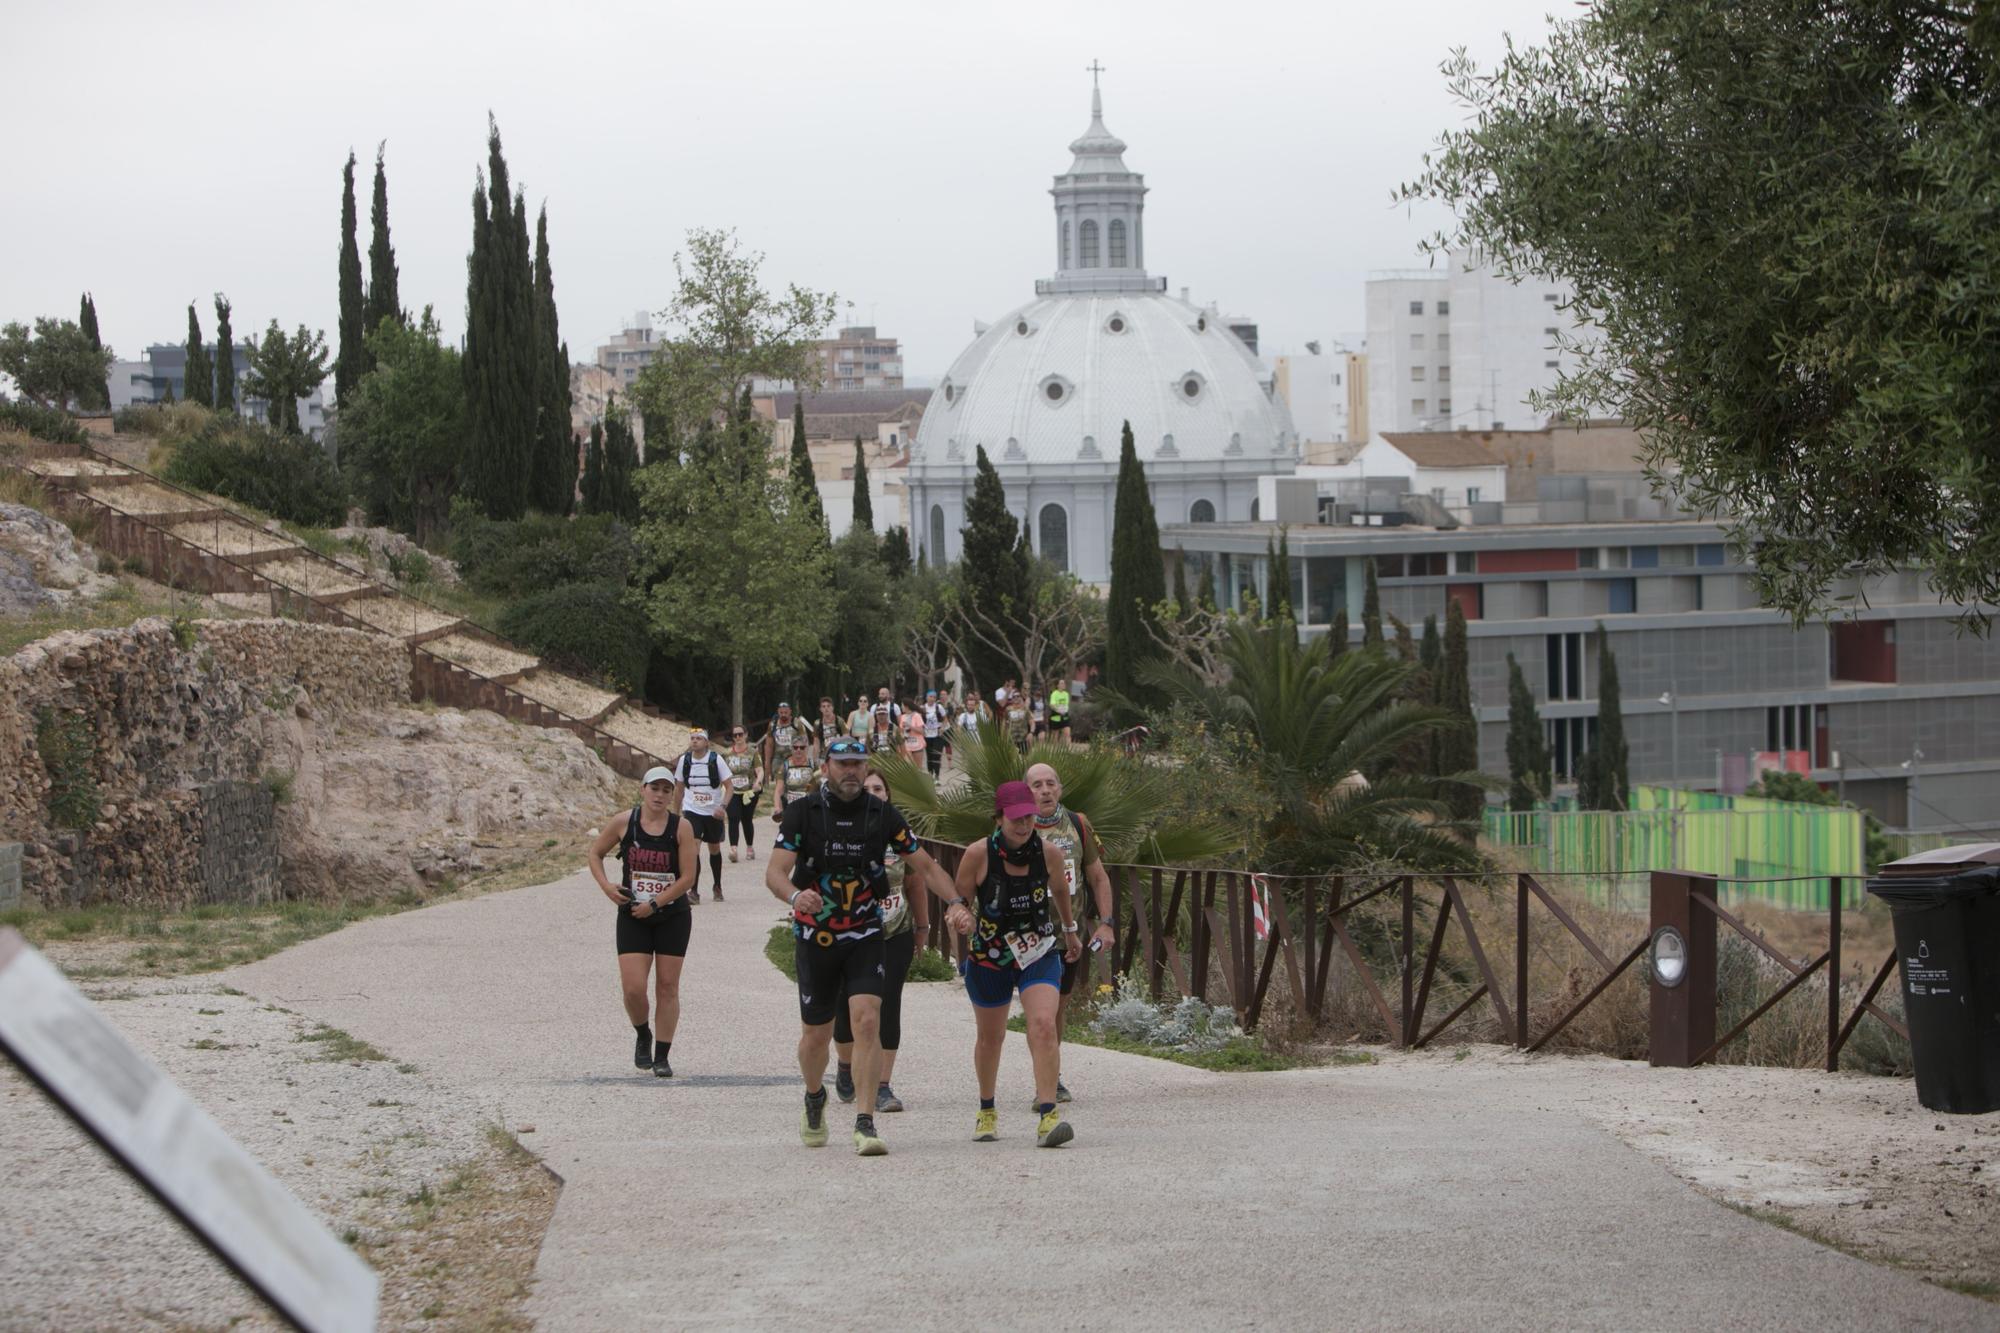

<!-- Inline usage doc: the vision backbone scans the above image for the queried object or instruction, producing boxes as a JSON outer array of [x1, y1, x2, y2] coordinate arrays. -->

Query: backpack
[[677, 750, 723, 791]]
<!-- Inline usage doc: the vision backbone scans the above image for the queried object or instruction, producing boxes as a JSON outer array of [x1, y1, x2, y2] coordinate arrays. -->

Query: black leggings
[[835, 929, 915, 1051], [726, 793, 757, 847]]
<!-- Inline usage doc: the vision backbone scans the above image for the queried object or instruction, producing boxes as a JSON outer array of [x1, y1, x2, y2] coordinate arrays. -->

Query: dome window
[[1106, 312, 1128, 334], [1189, 498, 1216, 523], [1197, 315, 1208, 333], [943, 380, 957, 405], [1016, 320, 1030, 336], [1177, 371, 1208, 402], [1039, 374, 1075, 407]]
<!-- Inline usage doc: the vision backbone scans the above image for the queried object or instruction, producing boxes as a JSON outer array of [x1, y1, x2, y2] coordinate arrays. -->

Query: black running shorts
[[1061, 945, 1081, 996], [685, 813, 725, 844], [794, 932, 886, 1025], [616, 907, 692, 956]]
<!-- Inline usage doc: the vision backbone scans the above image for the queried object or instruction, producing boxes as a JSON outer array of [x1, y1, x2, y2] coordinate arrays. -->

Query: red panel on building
[[1445, 583, 1483, 620], [1476, 547, 1579, 575], [1831, 621, 1896, 683]]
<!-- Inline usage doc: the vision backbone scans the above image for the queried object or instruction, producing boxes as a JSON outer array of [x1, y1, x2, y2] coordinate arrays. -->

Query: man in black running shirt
[[765, 739, 962, 1156]]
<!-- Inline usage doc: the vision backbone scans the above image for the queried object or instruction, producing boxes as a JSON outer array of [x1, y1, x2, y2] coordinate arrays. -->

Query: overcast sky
[[6, 0, 1560, 383]]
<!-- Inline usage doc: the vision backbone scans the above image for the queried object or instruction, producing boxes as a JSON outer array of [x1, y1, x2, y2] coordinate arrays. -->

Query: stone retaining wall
[[0, 618, 407, 908]]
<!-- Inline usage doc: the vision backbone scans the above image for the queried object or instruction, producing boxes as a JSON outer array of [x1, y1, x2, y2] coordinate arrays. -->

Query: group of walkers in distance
[[585, 676, 1107, 1157]]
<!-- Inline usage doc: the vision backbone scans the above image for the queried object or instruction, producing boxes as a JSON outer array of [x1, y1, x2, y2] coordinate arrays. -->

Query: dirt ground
[[1362, 1044, 1999, 1300]]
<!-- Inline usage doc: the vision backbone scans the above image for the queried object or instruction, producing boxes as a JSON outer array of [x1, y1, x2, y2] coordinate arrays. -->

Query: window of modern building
[[1038, 503, 1069, 572], [1697, 543, 1726, 566], [1411, 366, 1426, 382], [1607, 578, 1637, 613], [1412, 398, 1427, 415], [1438, 365, 1451, 382], [1407, 553, 1447, 576], [1831, 620, 1897, 683], [1546, 631, 1586, 700], [1452, 550, 1478, 575], [1108, 219, 1127, 267], [1438, 333, 1451, 351], [1660, 544, 1694, 567], [1409, 300, 1424, 315], [1375, 553, 1407, 578], [928, 505, 946, 563], [1250, 498, 1261, 520], [1439, 398, 1453, 414], [1437, 300, 1451, 315], [1079, 220, 1099, 267], [1467, 487, 1482, 504], [1629, 546, 1660, 569], [1410, 333, 1426, 350], [1577, 547, 1599, 569], [1189, 498, 1216, 523], [1602, 546, 1628, 569], [1446, 583, 1483, 620], [1306, 555, 1342, 625], [1548, 716, 1596, 780], [1765, 703, 1820, 756], [1061, 222, 1071, 269]]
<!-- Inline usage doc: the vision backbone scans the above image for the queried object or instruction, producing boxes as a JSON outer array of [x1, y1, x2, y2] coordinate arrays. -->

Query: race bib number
[[732, 774, 749, 790], [690, 787, 718, 810], [1005, 929, 1055, 968], [879, 893, 908, 934], [1062, 857, 1078, 892], [631, 871, 672, 905]]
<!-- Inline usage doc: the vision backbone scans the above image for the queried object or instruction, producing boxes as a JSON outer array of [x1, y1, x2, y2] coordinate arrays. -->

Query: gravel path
[[219, 856, 1992, 1331]]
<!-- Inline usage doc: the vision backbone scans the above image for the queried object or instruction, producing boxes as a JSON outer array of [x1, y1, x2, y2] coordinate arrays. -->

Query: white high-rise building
[[1364, 255, 1591, 434]]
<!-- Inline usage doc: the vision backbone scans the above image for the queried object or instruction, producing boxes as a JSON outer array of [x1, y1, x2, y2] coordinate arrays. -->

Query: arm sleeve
[[882, 804, 920, 857]]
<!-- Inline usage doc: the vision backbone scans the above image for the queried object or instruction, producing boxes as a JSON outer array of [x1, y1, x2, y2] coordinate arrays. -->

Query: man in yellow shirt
[[1047, 680, 1073, 745]]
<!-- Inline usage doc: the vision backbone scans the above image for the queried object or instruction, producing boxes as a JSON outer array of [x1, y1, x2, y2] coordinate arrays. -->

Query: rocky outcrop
[[0, 501, 113, 613]]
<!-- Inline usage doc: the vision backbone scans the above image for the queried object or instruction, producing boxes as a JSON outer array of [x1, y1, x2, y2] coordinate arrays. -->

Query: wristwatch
[[1062, 922, 1080, 935], [946, 896, 968, 910]]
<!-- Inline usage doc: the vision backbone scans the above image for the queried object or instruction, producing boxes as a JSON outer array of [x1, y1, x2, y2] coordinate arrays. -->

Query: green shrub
[[112, 404, 168, 435], [0, 400, 86, 444], [161, 417, 346, 527], [449, 508, 633, 598], [35, 708, 101, 829], [386, 548, 432, 587], [497, 580, 649, 693]]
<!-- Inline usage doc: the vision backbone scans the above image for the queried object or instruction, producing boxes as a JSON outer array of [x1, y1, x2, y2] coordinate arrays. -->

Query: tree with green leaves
[[600, 398, 640, 523], [788, 401, 825, 533], [851, 437, 873, 532], [1268, 526, 1295, 623], [462, 116, 536, 519], [341, 308, 464, 544], [580, 420, 605, 515], [1171, 548, 1191, 617], [1436, 600, 1482, 825], [878, 525, 911, 577], [1197, 561, 1217, 614], [77, 293, 108, 409], [212, 294, 236, 412], [959, 444, 1030, 691], [241, 320, 329, 434], [1578, 626, 1630, 811], [1105, 419, 1166, 702], [0, 317, 113, 411], [529, 204, 574, 515], [1504, 653, 1550, 812], [1361, 558, 1383, 648], [365, 141, 400, 335], [335, 151, 366, 406], [183, 304, 211, 408], [1329, 607, 1349, 657], [1402, 0, 2000, 625]]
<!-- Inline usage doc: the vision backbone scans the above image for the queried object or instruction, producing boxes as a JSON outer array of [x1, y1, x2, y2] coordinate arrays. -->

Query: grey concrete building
[[907, 76, 1298, 582], [1164, 512, 2000, 838]]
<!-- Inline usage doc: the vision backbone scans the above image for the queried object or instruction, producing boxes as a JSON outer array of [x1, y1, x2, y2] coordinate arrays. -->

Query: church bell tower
[[1047, 64, 1159, 295]]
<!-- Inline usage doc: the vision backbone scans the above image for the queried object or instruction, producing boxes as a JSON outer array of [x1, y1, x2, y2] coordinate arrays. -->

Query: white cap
[[642, 766, 675, 786]]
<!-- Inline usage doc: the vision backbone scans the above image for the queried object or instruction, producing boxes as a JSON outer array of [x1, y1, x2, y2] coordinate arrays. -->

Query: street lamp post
[[1658, 683, 1680, 787]]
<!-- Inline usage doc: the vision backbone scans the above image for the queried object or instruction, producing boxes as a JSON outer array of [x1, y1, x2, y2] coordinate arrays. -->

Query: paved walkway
[[228, 857, 1987, 1330]]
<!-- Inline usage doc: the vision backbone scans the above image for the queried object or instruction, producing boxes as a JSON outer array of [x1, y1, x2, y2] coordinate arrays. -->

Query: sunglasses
[[826, 740, 868, 758]]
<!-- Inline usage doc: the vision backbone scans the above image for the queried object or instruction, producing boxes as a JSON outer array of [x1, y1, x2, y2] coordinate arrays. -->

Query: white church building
[[908, 79, 1299, 584]]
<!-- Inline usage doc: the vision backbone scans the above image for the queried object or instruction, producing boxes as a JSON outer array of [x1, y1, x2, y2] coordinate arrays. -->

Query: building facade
[[811, 326, 904, 391], [595, 313, 657, 392], [907, 79, 1297, 583], [119, 344, 326, 442], [1163, 514, 2000, 837]]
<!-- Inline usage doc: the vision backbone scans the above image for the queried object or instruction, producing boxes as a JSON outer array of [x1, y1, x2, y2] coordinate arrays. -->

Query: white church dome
[[917, 290, 1295, 467]]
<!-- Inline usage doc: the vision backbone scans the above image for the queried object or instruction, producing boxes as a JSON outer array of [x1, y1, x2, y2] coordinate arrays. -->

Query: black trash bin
[[1866, 844, 2000, 1115]]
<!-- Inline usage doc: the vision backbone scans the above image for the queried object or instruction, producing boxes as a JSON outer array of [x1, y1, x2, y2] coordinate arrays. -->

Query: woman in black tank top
[[587, 769, 699, 1077]]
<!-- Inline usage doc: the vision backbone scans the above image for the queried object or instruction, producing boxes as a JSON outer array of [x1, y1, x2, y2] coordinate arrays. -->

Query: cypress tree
[[183, 304, 211, 408], [851, 437, 873, 532], [212, 294, 236, 412], [1418, 614, 1440, 676], [364, 142, 401, 335], [78, 293, 108, 409], [581, 420, 605, 514], [335, 151, 366, 407], [1439, 600, 1483, 824], [530, 204, 573, 514], [1419, 612, 1443, 777], [878, 525, 911, 577], [961, 444, 1029, 688], [1362, 558, 1384, 648], [602, 401, 640, 523], [1505, 653, 1551, 812], [1580, 625, 1630, 811], [789, 403, 825, 533], [1269, 527, 1295, 623], [462, 116, 535, 519], [1197, 561, 1217, 613], [1171, 547, 1190, 616], [1106, 419, 1166, 700], [1330, 607, 1349, 657]]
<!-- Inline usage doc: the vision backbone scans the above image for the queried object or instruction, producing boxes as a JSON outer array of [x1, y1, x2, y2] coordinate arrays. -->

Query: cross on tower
[[1086, 60, 1106, 89]]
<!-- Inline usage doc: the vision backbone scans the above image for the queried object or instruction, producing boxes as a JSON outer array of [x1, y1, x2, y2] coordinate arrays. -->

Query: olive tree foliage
[[0, 317, 112, 410], [632, 227, 839, 444], [242, 320, 329, 434], [1400, 2, 2000, 626]]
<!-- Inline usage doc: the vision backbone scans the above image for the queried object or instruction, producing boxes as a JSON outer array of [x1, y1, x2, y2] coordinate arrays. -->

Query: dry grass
[[258, 555, 376, 598], [509, 670, 620, 721], [86, 480, 203, 515], [168, 518, 297, 558], [596, 706, 691, 761], [338, 595, 460, 638], [424, 634, 539, 681]]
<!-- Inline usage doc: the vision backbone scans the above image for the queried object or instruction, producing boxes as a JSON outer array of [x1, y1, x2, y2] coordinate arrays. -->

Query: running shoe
[[747, 846, 757, 861], [800, 1093, 828, 1148], [729, 849, 739, 863], [876, 1084, 904, 1113], [688, 888, 702, 905], [853, 1124, 888, 1156], [1036, 1108, 1074, 1149], [652, 1050, 673, 1078], [633, 1028, 652, 1070], [973, 1108, 999, 1142], [713, 887, 724, 902], [1057, 1081, 1073, 1104], [834, 1063, 856, 1103]]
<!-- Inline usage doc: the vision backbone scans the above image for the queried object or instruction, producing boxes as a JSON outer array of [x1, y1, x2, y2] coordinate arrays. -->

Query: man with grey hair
[[1023, 761, 1116, 1104]]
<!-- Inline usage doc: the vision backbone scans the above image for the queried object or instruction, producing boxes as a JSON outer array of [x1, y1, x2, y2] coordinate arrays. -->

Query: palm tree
[[873, 724, 1234, 865], [1137, 619, 1488, 874]]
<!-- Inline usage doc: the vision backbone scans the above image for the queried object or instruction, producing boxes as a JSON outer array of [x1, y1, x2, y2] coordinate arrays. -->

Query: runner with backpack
[[672, 728, 732, 902]]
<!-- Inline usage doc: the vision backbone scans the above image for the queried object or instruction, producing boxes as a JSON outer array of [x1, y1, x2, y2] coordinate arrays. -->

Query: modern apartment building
[[1162, 507, 2000, 838], [811, 326, 904, 392], [1364, 254, 1593, 435], [595, 313, 658, 391], [116, 344, 327, 442]]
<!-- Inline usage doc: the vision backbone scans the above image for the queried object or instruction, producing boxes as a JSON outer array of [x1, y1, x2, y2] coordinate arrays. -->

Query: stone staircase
[[8, 442, 690, 780]]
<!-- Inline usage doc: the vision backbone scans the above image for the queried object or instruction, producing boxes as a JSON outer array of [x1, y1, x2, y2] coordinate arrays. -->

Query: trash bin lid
[[1873, 843, 2000, 877]]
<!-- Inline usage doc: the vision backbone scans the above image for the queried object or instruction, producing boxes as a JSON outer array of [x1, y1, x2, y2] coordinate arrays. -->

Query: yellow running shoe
[[1036, 1108, 1074, 1149], [972, 1108, 999, 1142], [854, 1124, 888, 1156], [800, 1096, 829, 1148]]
